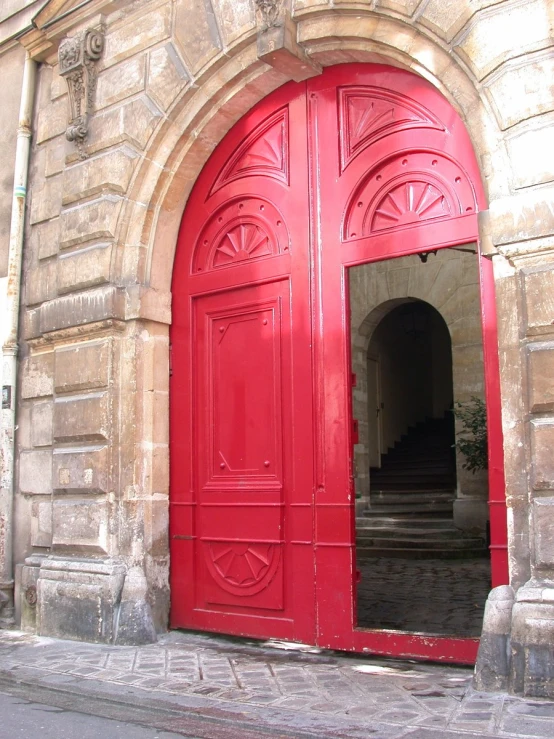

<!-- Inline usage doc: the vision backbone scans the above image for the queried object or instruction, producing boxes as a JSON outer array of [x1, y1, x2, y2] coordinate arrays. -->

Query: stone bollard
[[473, 585, 515, 692], [115, 566, 157, 645]]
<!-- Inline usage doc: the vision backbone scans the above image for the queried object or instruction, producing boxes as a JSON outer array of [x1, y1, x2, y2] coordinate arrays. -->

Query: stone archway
[[10, 0, 554, 697], [107, 24, 508, 641], [350, 248, 488, 533]]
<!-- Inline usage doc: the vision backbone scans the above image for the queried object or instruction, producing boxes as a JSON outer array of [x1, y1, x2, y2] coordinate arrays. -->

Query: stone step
[[371, 462, 453, 472], [371, 474, 454, 482], [356, 547, 488, 560], [370, 473, 455, 482], [356, 536, 486, 550], [370, 482, 455, 491], [364, 503, 454, 515], [357, 526, 475, 539], [356, 516, 456, 530], [370, 491, 454, 504]]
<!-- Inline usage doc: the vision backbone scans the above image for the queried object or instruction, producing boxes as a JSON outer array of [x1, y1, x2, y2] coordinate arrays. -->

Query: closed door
[[170, 84, 315, 642]]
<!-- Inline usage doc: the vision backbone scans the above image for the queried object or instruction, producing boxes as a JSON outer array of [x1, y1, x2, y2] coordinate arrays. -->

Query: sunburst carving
[[192, 198, 288, 273], [371, 182, 451, 232], [239, 126, 284, 169], [342, 151, 477, 242], [213, 223, 272, 267], [211, 107, 289, 193], [212, 543, 273, 586], [349, 98, 397, 149], [206, 542, 280, 596], [339, 87, 444, 171]]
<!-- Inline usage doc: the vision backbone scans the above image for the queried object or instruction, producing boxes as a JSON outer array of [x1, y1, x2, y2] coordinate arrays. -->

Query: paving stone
[[357, 557, 490, 636], [499, 716, 554, 737], [346, 705, 381, 718], [505, 700, 554, 718], [1, 629, 554, 738], [415, 715, 450, 728], [242, 694, 280, 705], [116, 674, 152, 684], [378, 709, 424, 722], [310, 702, 345, 713]]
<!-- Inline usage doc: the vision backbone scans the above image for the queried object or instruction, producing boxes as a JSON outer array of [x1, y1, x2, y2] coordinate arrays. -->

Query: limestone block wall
[[1, 0, 552, 695]]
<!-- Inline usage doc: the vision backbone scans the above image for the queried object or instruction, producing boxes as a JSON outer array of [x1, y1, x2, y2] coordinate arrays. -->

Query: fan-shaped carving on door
[[210, 107, 289, 194], [343, 152, 477, 241], [205, 541, 281, 597], [192, 197, 290, 273], [338, 87, 445, 172]]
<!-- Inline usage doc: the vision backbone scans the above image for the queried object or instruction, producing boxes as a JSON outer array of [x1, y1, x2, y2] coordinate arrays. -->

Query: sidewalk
[[0, 628, 553, 738]]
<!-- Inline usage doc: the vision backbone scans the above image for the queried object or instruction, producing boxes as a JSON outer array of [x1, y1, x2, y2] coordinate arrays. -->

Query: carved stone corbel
[[255, 1, 322, 82], [255, 0, 284, 30], [58, 28, 104, 159]]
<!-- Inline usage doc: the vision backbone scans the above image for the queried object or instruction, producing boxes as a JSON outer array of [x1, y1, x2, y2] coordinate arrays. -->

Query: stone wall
[[0, 0, 552, 696]]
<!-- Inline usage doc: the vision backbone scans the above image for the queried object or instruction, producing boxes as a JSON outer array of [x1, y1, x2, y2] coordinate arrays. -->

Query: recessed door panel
[[194, 285, 286, 614], [208, 303, 282, 486]]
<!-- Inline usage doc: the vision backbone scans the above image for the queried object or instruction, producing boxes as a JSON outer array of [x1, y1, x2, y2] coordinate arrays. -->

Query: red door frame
[[170, 64, 507, 665]]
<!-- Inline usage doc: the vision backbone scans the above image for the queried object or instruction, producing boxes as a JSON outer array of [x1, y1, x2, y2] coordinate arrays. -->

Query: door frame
[[337, 239, 506, 664]]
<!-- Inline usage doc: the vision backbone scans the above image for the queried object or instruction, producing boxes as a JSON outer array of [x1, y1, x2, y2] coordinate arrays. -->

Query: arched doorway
[[353, 293, 492, 636], [170, 64, 507, 663]]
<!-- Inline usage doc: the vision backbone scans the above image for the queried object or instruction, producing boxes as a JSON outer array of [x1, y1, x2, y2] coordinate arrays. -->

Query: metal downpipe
[[0, 53, 37, 624]]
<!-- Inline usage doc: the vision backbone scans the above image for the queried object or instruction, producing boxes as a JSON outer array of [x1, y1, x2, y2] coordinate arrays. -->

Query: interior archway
[[351, 290, 491, 636]]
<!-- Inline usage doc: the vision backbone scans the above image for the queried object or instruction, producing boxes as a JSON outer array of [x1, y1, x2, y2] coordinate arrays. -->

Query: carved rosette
[[205, 541, 281, 597], [192, 197, 290, 274], [342, 152, 477, 241], [58, 28, 104, 158]]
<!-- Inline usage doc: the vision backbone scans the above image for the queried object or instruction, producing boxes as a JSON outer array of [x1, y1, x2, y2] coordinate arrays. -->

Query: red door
[[170, 64, 507, 662], [171, 85, 315, 642]]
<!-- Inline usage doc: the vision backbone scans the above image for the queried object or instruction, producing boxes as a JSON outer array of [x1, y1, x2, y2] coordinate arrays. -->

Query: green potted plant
[[454, 396, 488, 473]]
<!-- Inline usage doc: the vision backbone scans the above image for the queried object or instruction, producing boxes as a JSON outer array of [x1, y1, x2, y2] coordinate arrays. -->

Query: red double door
[[170, 64, 505, 663]]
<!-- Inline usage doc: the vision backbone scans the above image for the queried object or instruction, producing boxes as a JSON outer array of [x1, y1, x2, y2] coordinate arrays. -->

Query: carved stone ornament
[[25, 585, 37, 607], [58, 28, 104, 158], [255, 0, 282, 29]]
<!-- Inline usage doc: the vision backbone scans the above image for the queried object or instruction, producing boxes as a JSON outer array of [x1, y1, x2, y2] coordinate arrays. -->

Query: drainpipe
[[0, 53, 36, 624]]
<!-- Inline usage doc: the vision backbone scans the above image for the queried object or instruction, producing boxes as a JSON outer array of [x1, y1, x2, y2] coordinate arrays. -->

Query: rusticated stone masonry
[[1, 0, 552, 697]]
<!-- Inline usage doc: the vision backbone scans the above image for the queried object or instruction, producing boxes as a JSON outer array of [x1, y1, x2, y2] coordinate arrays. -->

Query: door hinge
[[352, 418, 359, 444], [169, 343, 173, 377]]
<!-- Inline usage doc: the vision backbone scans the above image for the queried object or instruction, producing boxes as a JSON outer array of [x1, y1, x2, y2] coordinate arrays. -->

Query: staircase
[[357, 416, 487, 558]]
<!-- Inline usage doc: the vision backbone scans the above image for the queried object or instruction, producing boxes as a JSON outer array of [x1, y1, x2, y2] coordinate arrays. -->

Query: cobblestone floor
[[1, 629, 554, 738], [356, 557, 491, 637]]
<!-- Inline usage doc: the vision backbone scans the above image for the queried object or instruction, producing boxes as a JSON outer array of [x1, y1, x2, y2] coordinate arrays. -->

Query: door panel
[[171, 82, 314, 643], [194, 284, 286, 616], [306, 65, 501, 662]]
